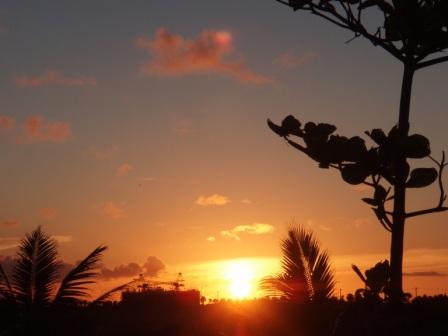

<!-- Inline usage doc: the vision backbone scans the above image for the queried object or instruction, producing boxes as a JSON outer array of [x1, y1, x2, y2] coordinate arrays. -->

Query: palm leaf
[[93, 280, 134, 304], [352, 264, 367, 284], [53, 245, 107, 305], [0, 263, 14, 301], [11, 226, 60, 305], [261, 226, 335, 301], [260, 274, 309, 302]]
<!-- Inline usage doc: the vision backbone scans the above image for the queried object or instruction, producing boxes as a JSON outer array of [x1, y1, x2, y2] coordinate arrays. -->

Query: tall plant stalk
[[390, 64, 414, 300]]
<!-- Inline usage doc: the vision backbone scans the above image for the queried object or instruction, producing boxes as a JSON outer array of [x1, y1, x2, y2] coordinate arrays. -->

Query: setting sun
[[225, 260, 255, 299]]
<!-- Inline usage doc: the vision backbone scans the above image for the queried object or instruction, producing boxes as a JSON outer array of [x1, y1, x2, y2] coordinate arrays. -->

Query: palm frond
[[262, 225, 335, 301], [0, 263, 14, 301], [53, 245, 107, 305], [11, 226, 60, 305], [93, 280, 134, 305], [352, 264, 366, 284], [260, 274, 308, 301]]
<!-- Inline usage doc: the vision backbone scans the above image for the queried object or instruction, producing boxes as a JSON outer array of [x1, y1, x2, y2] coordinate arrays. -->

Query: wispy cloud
[[241, 198, 252, 204], [38, 207, 57, 221], [0, 220, 19, 228], [86, 146, 120, 160], [403, 271, 446, 277], [0, 234, 72, 251], [116, 163, 133, 177], [0, 237, 20, 250], [100, 202, 127, 219], [53, 235, 73, 244], [221, 223, 274, 240], [0, 116, 14, 130], [196, 194, 230, 206], [172, 119, 193, 135], [206, 236, 216, 242], [13, 70, 97, 88], [136, 28, 270, 84], [21, 116, 72, 143], [274, 52, 316, 69]]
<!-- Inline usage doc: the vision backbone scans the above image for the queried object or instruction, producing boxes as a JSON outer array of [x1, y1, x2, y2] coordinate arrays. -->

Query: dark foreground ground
[[1, 296, 447, 336]]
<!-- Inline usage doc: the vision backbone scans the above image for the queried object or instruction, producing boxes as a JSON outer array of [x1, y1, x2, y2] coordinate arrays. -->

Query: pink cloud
[[172, 119, 193, 135], [100, 202, 126, 219], [86, 146, 120, 160], [0, 220, 19, 228], [22, 116, 72, 143], [0, 116, 14, 130], [13, 70, 97, 88], [38, 207, 57, 220], [136, 28, 270, 84], [274, 52, 316, 69], [116, 163, 133, 176]]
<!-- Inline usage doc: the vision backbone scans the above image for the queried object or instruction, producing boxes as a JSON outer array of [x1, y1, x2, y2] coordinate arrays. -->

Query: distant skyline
[[0, 0, 447, 298]]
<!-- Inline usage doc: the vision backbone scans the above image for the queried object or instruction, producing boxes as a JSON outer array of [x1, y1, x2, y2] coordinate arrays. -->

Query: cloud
[[38, 207, 57, 221], [143, 256, 165, 277], [86, 146, 120, 160], [172, 119, 193, 135], [0, 234, 71, 251], [52, 235, 73, 244], [0, 237, 20, 250], [13, 71, 97, 88], [101, 262, 142, 280], [100, 202, 127, 219], [274, 52, 316, 69], [101, 256, 165, 279], [21, 116, 72, 143], [403, 271, 446, 277], [116, 163, 133, 177], [0, 116, 14, 130], [241, 198, 252, 204], [206, 236, 216, 242], [136, 28, 270, 84], [0, 220, 19, 228], [221, 223, 274, 240], [196, 194, 230, 206]]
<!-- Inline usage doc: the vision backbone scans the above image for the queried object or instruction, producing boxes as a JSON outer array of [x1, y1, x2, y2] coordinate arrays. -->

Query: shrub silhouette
[[268, 0, 448, 304]]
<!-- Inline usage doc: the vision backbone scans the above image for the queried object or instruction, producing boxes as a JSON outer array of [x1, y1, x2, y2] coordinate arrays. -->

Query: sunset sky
[[0, 0, 447, 299]]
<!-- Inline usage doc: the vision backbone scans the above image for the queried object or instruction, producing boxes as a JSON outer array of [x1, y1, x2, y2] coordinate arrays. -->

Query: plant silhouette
[[261, 226, 335, 302], [268, 0, 448, 304], [352, 261, 390, 301], [0, 226, 106, 307]]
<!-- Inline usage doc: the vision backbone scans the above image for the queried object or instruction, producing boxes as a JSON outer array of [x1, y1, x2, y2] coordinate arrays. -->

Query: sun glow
[[225, 260, 255, 299]]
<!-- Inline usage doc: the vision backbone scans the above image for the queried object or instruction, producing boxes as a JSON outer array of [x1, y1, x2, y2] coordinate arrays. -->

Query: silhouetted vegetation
[[0, 227, 448, 335], [261, 226, 335, 302], [268, 0, 448, 304]]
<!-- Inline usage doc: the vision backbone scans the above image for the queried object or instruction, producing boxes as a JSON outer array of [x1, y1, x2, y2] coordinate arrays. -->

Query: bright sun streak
[[225, 260, 254, 299]]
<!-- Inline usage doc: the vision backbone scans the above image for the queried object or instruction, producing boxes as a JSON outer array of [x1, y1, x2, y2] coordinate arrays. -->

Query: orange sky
[[0, 0, 447, 299]]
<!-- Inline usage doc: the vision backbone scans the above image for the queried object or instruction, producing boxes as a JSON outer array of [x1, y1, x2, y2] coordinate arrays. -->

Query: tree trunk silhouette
[[390, 64, 415, 303]]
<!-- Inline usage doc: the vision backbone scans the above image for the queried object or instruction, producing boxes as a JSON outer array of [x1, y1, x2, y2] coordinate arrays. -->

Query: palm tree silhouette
[[261, 226, 335, 302], [0, 226, 106, 306]]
